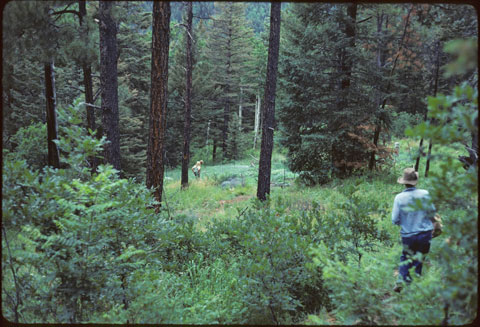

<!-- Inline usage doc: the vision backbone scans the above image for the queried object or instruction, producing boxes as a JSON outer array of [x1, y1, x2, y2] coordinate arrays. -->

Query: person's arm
[[392, 196, 401, 225], [424, 192, 436, 220]]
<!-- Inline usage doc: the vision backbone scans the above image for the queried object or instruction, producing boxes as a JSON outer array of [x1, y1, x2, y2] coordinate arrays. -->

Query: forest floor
[[160, 137, 450, 324], [162, 138, 421, 228]]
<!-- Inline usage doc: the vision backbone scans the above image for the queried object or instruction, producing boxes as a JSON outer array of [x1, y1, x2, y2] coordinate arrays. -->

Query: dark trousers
[[399, 230, 432, 282]]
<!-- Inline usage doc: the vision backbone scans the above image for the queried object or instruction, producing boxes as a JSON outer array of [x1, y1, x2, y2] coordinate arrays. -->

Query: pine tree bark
[[99, 1, 121, 171], [341, 3, 357, 92], [416, 40, 440, 172], [146, 1, 170, 207], [223, 88, 231, 158], [369, 12, 387, 172], [213, 138, 217, 162], [424, 141, 433, 177], [257, 2, 281, 201], [79, 1, 97, 172], [181, 1, 193, 189], [44, 60, 60, 169]]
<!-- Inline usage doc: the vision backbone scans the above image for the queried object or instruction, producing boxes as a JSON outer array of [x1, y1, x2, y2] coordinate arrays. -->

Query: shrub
[[390, 111, 423, 138], [312, 181, 392, 265], [208, 197, 331, 324], [2, 101, 167, 323], [306, 81, 477, 325], [405, 81, 478, 324], [309, 244, 446, 325], [7, 122, 47, 170]]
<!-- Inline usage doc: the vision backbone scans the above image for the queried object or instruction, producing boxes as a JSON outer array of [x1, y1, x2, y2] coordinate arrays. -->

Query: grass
[[162, 138, 466, 230], [158, 137, 473, 323]]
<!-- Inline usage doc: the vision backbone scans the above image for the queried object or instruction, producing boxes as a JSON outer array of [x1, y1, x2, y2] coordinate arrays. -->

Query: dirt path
[[218, 195, 252, 207]]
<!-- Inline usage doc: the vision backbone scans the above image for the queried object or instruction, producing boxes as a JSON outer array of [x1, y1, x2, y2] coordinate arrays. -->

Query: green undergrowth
[[2, 97, 476, 324], [156, 134, 475, 325]]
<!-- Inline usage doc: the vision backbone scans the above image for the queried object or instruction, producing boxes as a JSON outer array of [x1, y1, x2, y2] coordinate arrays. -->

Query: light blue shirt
[[392, 187, 435, 237]]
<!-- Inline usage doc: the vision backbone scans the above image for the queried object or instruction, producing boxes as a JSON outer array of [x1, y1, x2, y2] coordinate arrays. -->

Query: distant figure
[[393, 142, 400, 167], [392, 167, 436, 293], [394, 142, 400, 156], [191, 160, 204, 178]]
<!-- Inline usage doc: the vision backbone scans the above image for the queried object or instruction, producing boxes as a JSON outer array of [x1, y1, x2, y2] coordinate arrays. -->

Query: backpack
[[431, 214, 443, 238]]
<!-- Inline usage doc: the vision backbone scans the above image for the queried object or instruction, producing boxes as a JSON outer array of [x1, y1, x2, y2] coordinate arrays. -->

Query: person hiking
[[392, 167, 436, 292], [191, 160, 204, 178]]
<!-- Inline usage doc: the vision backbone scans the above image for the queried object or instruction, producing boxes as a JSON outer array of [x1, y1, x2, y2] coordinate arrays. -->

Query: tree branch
[[51, 10, 82, 20], [68, 85, 85, 93], [176, 23, 194, 41], [93, 88, 102, 103], [81, 102, 102, 110], [357, 16, 372, 24]]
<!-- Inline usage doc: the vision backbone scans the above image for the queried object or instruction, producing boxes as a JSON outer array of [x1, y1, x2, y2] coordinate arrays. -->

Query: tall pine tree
[[257, 2, 281, 201], [204, 2, 256, 161], [146, 1, 171, 208], [99, 1, 121, 171]]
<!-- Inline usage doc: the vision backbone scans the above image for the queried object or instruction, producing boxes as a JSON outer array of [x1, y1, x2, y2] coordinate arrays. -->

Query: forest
[[2, 1, 478, 325]]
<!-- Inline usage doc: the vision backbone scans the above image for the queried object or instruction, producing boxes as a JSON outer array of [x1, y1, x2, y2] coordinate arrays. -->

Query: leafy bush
[[208, 198, 331, 324], [2, 101, 167, 323], [306, 81, 477, 325], [309, 244, 446, 325], [7, 122, 47, 170], [405, 81, 478, 324], [317, 183, 392, 265]]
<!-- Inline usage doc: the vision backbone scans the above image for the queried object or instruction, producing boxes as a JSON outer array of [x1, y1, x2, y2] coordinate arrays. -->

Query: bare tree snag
[[44, 60, 60, 169], [181, 1, 193, 189]]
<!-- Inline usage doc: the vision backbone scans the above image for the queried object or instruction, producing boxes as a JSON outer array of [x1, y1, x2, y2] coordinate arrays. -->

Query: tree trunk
[[416, 40, 440, 172], [99, 1, 121, 171], [369, 5, 414, 170], [79, 1, 98, 173], [206, 120, 211, 147], [146, 1, 170, 208], [257, 2, 281, 201], [222, 98, 229, 158], [223, 93, 230, 159], [213, 138, 217, 162], [253, 93, 261, 149], [82, 64, 96, 135], [341, 3, 357, 92], [425, 140, 433, 177], [223, 25, 233, 159], [424, 40, 441, 177], [369, 12, 386, 171], [334, 3, 357, 174], [238, 86, 243, 131], [44, 60, 60, 169], [181, 2, 193, 189], [414, 136, 425, 171]]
